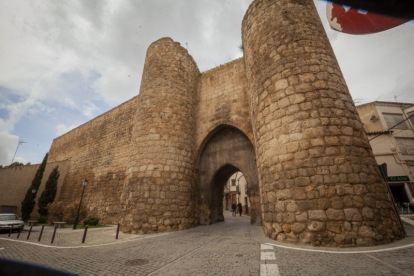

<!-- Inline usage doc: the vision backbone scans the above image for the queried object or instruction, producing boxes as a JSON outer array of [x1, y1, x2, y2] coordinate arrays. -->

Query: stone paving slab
[[1, 212, 414, 275]]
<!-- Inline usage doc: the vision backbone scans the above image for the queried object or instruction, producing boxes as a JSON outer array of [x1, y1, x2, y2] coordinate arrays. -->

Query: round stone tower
[[242, 0, 403, 246], [120, 37, 200, 234]]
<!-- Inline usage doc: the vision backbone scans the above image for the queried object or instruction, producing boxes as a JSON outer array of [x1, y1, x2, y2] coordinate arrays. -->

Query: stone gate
[[47, 0, 403, 247]]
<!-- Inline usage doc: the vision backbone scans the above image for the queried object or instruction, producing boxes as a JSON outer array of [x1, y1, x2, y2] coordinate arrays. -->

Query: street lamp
[[11, 141, 26, 165], [73, 179, 88, 229]]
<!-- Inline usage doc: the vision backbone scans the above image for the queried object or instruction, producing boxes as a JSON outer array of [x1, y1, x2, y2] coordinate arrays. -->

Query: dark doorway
[[390, 183, 409, 202]]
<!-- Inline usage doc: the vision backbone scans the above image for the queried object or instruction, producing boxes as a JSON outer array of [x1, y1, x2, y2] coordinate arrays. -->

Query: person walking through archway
[[237, 202, 243, 216], [231, 202, 237, 216]]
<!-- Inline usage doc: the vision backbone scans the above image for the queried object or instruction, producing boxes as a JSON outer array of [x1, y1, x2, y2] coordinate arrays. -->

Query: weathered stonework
[[241, 0, 402, 246], [37, 0, 403, 246], [120, 38, 200, 234], [48, 98, 137, 223]]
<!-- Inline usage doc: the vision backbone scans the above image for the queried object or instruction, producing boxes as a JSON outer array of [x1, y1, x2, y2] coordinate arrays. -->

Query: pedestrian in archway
[[238, 202, 243, 216], [231, 202, 237, 216]]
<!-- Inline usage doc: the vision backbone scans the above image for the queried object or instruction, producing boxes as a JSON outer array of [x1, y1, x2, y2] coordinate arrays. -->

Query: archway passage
[[224, 172, 251, 217], [196, 125, 261, 226]]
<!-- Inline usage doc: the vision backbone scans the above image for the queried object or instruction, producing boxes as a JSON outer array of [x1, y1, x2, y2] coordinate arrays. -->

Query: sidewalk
[[0, 224, 160, 247]]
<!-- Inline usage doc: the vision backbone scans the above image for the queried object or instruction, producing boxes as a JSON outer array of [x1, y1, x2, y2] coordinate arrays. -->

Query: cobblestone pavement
[[0, 212, 414, 276]]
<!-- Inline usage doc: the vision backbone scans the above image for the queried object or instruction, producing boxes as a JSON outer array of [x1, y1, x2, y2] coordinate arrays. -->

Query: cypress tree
[[21, 153, 48, 221], [38, 166, 60, 216]]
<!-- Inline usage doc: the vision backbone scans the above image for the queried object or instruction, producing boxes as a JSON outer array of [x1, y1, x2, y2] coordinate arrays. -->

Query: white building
[[223, 172, 250, 215], [356, 101, 414, 205]]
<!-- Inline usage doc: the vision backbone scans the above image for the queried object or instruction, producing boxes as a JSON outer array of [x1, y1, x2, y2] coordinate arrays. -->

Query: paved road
[[1, 212, 414, 275]]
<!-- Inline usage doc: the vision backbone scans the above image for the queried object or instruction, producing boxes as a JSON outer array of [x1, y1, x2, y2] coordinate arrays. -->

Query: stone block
[[299, 73, 316, 83], [342, 196, 353, 207], [283, 212, 296, 224], [272, 223, 283, 233], [326, 208, 345, 220], [326, 222, 342, 234], [358, 226, 376, 238], [308, 210, 327, 221], [282, 224, 291, 233], [277, 189, 291, 200], [291, 222, 306, 234], [344, 208, 362, 221], [286, 202, 298, 212], [362, 207, 374, 220], [291, 187, 307, 200], [311, 138, 325, 147], [336, 184, 354, 196], [295, 177, 310, 187], [310, 175, 324, 185], [308, 221, 325, 232], [297, 200, 316, 211], [296, 212, 308, 222], [287, 141, 299, 153], [353, 184, 368, 195], [323, 174, 339, 184], [267, 192, 276, 203], [316, 198, 330, 210]]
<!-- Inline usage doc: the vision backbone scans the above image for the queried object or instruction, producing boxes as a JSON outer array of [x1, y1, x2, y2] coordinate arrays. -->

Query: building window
[[383, 113, 409, 130], [231, 179, 236, 186], [395, 138, 414, 155]]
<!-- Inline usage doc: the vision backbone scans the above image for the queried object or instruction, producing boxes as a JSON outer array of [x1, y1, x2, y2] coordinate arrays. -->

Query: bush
[[47, 201, 65, 224], [83, 217, 99, 226], [63, 201, 87, 224], [38, 215, 47, 223]]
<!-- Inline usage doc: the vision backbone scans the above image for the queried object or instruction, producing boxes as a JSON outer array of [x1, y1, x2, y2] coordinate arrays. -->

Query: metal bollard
[[17, 226, 23, 239], [51, 225, 58, 244], [116, 223, 120, 239], [27, 225, 33, 240], [8, 224, 14, 237], [82, 225, 88, 243], [38, 225, 45, 242]]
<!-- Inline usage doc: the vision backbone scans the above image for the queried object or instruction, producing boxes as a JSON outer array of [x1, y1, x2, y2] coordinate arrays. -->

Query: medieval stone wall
[[242, 0, 402, 246], [48, 97, 138, 223]]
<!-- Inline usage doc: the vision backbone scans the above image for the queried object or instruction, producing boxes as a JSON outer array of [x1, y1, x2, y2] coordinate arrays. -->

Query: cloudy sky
[[0, 0, 413, 166]]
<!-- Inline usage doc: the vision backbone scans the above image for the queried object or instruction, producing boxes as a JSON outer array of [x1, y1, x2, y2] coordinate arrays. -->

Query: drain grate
[[125, 259, 149, 266]]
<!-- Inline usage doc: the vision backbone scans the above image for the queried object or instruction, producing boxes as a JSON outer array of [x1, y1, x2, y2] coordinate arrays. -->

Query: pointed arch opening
[[196, 125, 262, 226]]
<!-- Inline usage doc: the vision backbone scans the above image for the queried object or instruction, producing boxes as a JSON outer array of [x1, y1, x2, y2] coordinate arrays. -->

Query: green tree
[[21, 153, 48, 221], [37, 166, 60, 216], [8, 162, 24, 168]]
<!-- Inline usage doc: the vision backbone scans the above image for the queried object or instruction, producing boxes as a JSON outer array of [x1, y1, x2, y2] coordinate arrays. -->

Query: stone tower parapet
[[242, 0, 403, 246], [120, 37, 200, 234]]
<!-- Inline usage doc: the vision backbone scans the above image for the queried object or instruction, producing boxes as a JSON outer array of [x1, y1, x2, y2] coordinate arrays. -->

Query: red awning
[[327, 2, 410, 35]]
